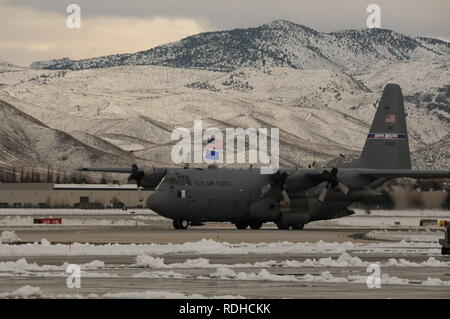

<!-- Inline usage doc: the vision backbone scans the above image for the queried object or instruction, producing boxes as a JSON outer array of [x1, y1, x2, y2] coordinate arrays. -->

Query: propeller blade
[[128, 164, 145, 187], [337, 182, 350, 194], [282, 190, 290, 203], [318, 188, 328, 202], [137, 185, 143, 202], [261, 183, 272, 196]]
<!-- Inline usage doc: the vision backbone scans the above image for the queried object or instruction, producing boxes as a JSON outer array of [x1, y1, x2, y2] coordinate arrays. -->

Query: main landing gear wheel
[[276, 222, 290, 230], [291, 224, 304, 230], [173, 219, 189, 229], [234, 222, 249, 230], [249, 222, 263, 230]]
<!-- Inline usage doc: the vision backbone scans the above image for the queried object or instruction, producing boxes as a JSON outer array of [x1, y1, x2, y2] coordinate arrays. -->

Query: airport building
[[0, 183, 153, 208]]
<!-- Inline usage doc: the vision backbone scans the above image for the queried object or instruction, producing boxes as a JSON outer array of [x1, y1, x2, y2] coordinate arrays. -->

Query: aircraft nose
[[147, 191, 168, 214]]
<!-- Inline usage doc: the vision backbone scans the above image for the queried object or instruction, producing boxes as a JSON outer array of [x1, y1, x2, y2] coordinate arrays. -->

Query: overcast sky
[[1, 0, 449, 66]]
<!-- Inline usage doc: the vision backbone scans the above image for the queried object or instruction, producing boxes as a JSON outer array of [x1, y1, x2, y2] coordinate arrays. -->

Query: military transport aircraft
[[80, 84, 449, 230]]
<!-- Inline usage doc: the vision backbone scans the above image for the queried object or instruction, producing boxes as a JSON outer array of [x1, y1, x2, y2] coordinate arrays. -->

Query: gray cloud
[[2, 0, 449, 66]]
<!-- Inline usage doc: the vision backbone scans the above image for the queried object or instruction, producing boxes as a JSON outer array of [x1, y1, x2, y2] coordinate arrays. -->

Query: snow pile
[[0, 208, 157, 216], [366, 230, 443, 243], [0, 216, 146, 227], [0, 231, 20, 243], [99, 290, 244, 299], [134, 253, 370, 269], [0, 258, 105, 273], [290, 253, 368, 268], [385, 257, 449, 267], [0, 239, 441, 257], [0, 285, 42, 299], [0, 287, 244, 299], [132, 271, 189, 279], [422, 277, 450, 287], [211, 268, 299, 282], [209, 268, 449, 286]]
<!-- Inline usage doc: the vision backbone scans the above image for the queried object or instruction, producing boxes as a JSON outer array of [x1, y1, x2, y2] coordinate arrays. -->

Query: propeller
[[128, 164, 145, 202], [317, 167, 350, 202], [261, 170, 290, 204]]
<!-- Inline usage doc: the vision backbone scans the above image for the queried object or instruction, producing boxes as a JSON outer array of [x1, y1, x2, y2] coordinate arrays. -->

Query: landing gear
[[276, 222, 304, 230], [234, 222, 249, 230], [249, 222, 263, 230], [276, 222, 290, 230], [173, 219, 189, 229]]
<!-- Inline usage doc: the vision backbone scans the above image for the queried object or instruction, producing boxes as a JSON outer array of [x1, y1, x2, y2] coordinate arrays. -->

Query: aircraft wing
[[78, 167, 132, 173], [355, 169, 450, 179]]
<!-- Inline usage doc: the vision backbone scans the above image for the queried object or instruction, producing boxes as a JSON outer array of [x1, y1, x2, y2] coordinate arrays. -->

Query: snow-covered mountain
[[0, 21, 448, 174], [30, 20, 450, 74], [0, 99, 134, 170]]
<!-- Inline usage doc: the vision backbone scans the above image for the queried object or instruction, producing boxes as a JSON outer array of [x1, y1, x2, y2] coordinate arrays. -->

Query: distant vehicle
[[0, 202, 10, 208], [23, 203, 33, 208], [12, 202, 22, 208], [37, 203, 49, 209]]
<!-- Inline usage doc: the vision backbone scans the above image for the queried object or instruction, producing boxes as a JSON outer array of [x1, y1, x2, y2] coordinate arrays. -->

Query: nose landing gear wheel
[[234, 222, 249, 230], [173, 219, 189, 229], [291, 224, 304, 230]]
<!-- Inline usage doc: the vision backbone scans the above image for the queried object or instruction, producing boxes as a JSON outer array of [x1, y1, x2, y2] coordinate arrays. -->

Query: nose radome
[[146, 191, 168, 215]]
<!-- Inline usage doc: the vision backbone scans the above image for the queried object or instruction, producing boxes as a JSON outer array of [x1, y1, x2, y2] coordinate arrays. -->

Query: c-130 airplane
[[80, 84, 449, 230]]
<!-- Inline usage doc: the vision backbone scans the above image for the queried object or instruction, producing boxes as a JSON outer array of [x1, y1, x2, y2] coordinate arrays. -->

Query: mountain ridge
[[30, 20, 450, 74]]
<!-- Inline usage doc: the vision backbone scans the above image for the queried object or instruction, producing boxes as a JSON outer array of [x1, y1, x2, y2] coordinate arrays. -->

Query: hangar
[[0, 183, 153, 208]]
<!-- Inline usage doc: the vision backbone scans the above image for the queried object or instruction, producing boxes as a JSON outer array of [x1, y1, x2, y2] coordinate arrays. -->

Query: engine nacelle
[[249, 198, 280, 221], [142, 168, 167, 189], [285, 173, 321, 193]]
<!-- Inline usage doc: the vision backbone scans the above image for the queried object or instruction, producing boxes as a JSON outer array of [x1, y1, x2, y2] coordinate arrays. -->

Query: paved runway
[[9, 225, 371, 244]]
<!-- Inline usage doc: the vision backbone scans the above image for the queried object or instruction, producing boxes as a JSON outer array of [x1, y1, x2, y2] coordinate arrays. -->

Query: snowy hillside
[[0, 60, 448, 171], [30, 20, 450, 75], [0, 99, 135, 170], [0, 21, 448, 172]]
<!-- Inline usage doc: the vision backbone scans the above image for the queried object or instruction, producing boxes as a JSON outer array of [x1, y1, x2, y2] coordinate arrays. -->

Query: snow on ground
[[0, 238, 441, 257], [133, 254, 449, 269], [309, 209, 450, 229], [365, 230, 444, 242], [0, 285, 43, 299], [0, 231, 20, 243], [0, 285, 245, 299], [0, 209, 447, 228], [0, 208, 158, 216], [205, 268, 450, 287], [0, 216, 166, 226], [0, 253, 446, 279], [0, 258, 105, 273]]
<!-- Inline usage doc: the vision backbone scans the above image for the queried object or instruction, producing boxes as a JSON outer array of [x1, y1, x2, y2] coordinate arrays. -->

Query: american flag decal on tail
[[385, 114, 396, 123], [205, 137, 223, 160]]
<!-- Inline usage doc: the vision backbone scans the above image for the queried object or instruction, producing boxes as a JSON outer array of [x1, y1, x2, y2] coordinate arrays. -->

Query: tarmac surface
[[1, 216, 449, 299]]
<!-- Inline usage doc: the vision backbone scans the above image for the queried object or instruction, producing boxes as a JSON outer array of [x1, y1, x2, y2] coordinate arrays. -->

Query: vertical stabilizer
[[348, 83, 411, 169]]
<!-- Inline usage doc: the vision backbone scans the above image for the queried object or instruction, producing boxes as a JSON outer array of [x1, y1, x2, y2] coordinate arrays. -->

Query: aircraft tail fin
[[347, 83, 411, 169]]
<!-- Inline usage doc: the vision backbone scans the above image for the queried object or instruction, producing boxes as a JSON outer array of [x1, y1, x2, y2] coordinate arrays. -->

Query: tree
[[46, 166, 52, 183], [55, 169, 61, 184], [11, 166, 17, 183]]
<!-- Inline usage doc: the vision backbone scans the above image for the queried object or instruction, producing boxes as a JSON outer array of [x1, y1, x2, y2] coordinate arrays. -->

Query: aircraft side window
[[177, 190, 186, 199]]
